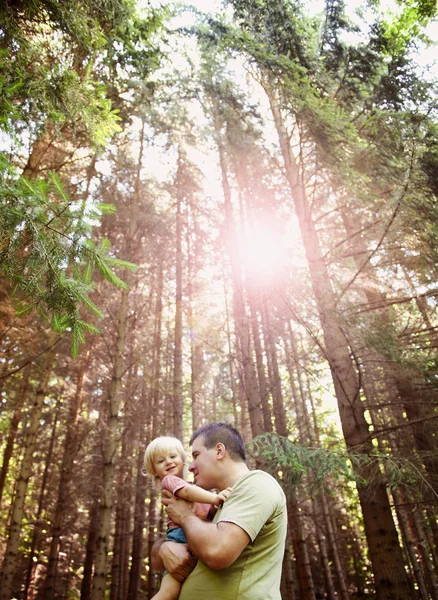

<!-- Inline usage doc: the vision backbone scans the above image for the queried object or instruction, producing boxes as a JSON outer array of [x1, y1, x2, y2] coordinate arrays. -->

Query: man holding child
[[155, 422, 287, 600]]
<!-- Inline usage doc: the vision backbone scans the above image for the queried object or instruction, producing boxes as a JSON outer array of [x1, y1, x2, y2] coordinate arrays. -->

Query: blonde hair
[[143, 436, 187, 479]]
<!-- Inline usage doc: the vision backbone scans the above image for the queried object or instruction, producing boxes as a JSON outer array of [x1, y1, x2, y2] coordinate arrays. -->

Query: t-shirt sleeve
[[162, 475, 188, 496], [215, 472, 283, 542]]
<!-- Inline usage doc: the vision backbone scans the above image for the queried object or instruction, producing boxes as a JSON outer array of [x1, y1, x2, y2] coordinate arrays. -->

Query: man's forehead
[[191, 435, 207, 453]]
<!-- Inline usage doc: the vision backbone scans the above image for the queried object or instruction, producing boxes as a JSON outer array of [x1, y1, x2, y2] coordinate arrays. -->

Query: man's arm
[[163, 494, 250, 571]]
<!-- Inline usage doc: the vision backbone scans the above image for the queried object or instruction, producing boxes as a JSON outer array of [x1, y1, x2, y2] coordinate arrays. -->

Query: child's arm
[[175, 485, 232, 507]]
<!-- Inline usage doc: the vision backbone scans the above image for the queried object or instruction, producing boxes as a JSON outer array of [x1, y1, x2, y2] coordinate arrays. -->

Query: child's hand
[[214, 486, 233, 505]]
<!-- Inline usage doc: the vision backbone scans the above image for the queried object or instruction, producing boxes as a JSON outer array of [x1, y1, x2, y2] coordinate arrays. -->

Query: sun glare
[[239, 222, 286, 282]]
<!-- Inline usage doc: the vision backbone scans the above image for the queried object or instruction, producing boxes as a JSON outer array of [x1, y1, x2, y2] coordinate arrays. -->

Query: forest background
[[0, 0, 437, 598]]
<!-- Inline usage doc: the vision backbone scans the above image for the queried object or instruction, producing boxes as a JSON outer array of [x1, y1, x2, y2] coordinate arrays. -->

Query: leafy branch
[[0, 155, 136, 357], [247, 432, 431, 497]]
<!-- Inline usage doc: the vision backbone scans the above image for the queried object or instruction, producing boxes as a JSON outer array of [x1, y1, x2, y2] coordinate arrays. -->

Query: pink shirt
[[162, 475, 211, 528]]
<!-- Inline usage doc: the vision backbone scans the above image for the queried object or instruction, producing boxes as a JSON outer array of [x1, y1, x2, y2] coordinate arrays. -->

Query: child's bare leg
[[151, 573, 182, 600]]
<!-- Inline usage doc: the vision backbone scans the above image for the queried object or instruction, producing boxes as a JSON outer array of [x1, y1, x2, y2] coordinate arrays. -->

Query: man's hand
[[162, 490, 195, 526], [159, 541, 197, 583]]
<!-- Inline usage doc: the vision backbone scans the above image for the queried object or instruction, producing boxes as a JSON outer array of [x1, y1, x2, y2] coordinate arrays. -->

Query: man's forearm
[[179, 514, 226, 569]]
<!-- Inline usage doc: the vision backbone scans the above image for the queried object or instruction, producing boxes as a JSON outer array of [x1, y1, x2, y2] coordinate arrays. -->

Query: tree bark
[[0, 365, 31, 508], [151, 264, 164, 438], [44, 349, 91, 599], [247, 287, 273, 432], [264, 78, 413, 599], [127, 436, 148, 600], [0, 347, 56, 600], [341, 203, 438, 499], [24, 407, 59, 600], [110, 436, 132, 600], [286, 491, 316, 600], [281, 539, 296, 600], [91, 287, 129, 600], [261, 295, 288, 436], [311, 497, 337, 600], [80, 500, 100, 600], [173, 147, 184, 440], [393, 491, 430, 600], [22, 126, 56, 180], [213, 104, 264, 437], [147, 483, 159, 599]]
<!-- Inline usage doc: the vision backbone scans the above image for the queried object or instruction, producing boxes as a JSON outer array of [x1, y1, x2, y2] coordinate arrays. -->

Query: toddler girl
[[144, 436, 232, 600]]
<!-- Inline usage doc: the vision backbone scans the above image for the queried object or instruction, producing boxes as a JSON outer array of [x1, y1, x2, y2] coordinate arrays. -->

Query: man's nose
[[188, 461, 195, 472]]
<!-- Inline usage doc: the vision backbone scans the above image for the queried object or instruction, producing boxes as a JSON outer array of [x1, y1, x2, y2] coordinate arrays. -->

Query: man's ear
[[216, 442, 226, 459]]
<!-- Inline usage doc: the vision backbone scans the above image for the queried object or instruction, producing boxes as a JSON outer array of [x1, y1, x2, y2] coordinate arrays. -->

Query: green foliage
[[199, 14, 370, 173], [0, 155, 136, 357], [360, 311, 401, 361], [0, 0, 130, 52], [247, 432, 430, 496], [211, 0, 436, 189], [0, 0, 161, 360], [0, 0, 164, 141], [247, 432, 363, 494], [0, 49, 122, 146], [376, 0, 437, 56]]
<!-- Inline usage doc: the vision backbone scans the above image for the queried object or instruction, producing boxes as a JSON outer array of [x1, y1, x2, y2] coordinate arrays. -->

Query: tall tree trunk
[[287, 324, 350, 600], [260, 311, 315, 597], [393, 491, 430, 600], [341, 204, 438, 498], [0, 365, 31, 508], [0, 346, 56, 600], [213, 104, 264, 437], [127, 353, 153, 600], [44, 349, 91, 599], [411, 508, 438, 599], [24, 407, 59, 600], [281, 539, 296, 600], [22, 126, 56, 180], [261, 295, 288, 436], [147, 483, 159, 599], [151, 263, 164, 438], [247, 286, 273, 432], [187, 193, 204, 432], [173, 148, 184, 440], [286, 492, 316, 600], [91, 287, 129, 600], [81, 500, 100, 600], [223, 268, 239, 427], [264, 79, 413, 599], [110, 432, 133, 600], [127, 431, 148, 600], [311, 497, 337, 600]]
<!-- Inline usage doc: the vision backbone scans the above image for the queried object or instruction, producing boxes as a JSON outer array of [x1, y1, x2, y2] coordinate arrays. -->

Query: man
[[157, 422, 287, 600]]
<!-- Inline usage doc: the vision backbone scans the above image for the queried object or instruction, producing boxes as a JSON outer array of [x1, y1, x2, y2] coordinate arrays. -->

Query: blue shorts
[[165, 526, 187, 544], [163, 527, 187, 576]]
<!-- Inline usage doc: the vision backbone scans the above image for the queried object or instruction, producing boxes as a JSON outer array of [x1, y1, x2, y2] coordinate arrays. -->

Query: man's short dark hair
[[190, 422, 246, 462]]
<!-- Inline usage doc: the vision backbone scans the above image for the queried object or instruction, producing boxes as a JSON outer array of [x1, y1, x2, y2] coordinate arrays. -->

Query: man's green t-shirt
[[178, 470, 287, 600]]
